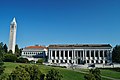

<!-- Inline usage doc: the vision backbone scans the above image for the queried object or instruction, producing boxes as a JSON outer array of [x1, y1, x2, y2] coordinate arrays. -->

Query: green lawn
[[100, 69, 120, 79], [4, 62, 84, 80], [3, 62, 119, 80]]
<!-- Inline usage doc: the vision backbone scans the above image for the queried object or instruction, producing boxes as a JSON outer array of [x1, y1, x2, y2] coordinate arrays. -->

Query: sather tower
[[8, 17, 17, 53]]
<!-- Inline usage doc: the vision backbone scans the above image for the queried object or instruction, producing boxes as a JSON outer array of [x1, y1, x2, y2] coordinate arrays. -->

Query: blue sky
[[0, 0, 120, 48]]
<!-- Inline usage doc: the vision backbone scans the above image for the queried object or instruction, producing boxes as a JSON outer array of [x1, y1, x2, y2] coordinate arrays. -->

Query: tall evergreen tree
[[3, 44, 8, 53], [112, 45, 120, 63], [15, 44, 21, 57]]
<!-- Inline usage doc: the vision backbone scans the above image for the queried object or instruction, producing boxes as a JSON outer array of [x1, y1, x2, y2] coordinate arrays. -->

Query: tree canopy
[[84, 68, 101, 80], [8, 65, 43, 80], [46, 68, 63, 80], [112, 45, 120, 63]]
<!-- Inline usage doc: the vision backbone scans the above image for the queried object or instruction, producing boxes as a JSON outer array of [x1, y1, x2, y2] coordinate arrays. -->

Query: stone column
[[59, 50, 61, 60], [49, 50, 50, 59], [103, 50, 105, 63], [98, 50, 100, 63], [89, 50, 91, 64], [73, 50, 75, 64], [63, 50, 65, 60], [55, 50, 57, 59], [85, 50, 87, 63], [83, 50, 84, 61], [68, 50, 69, 60], [71, 50, 73, 63], [76, 51, 78, 64], [93, 50, 96, 63], [89, 50, 91, 57]]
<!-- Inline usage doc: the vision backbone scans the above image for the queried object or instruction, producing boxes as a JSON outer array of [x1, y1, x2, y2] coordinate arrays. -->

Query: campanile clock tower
[[8, 17, 17, 53]]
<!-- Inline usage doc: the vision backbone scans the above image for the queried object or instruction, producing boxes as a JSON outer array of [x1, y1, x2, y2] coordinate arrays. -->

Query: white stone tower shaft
[[8, 18, 17, 53]]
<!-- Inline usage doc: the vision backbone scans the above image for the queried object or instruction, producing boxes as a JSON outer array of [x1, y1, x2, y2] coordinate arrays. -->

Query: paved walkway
[[67, 68, 120, 80]]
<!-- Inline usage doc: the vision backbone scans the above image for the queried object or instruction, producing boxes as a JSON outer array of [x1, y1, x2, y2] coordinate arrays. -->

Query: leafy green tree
[[36, 58, 44, 65], [112, 45, 120, 63], [3, 53, 17, 62], [8, 66, 30, 80], [0, 59, 5, 76], [84, 73, 96, 80], [0, 42, 4, 59], [0, 42, 5, 76], [16, 57, 29, 63], [8, 50, 13, 54], [8, 65, 42, 80], [46, 68, 63, 80], [24, 65, 42, 80], [84, 68, 101, 80]]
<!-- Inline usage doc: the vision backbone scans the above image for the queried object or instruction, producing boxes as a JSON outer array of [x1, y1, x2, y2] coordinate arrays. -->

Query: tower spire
[[11, 17, 17, 25]]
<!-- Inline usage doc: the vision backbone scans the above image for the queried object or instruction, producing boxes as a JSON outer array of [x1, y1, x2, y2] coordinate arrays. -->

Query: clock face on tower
[[11, 25, 14, 29]]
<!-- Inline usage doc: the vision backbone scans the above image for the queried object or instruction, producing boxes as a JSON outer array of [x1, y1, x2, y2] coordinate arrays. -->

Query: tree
[[3, 53, 17, 62], [8, 65, 42, 80], [0, 59, 4, 76], [16, 57, 29, 63], [3, 44, 8, 53], [0, 42, 4, 59], [8, 66, 30, 80], [36, 58, 44, 65], [24, 65, 42, 80], [0, 42, 5, 76], [46, 68, 63, 80], [15, 44, 21, 57], [84, 68, 101, 80], [8, 50, 13, 54], [112, 45, 120, 63]]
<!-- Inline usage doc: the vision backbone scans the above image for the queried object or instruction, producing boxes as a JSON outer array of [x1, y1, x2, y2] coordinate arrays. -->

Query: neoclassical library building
[[48, 44, 112, 64]]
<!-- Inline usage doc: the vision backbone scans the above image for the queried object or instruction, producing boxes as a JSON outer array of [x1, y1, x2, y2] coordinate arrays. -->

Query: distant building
[[8, 18, 17, 53], [48, 44, 112, 64], [21, 45, 47, 61]]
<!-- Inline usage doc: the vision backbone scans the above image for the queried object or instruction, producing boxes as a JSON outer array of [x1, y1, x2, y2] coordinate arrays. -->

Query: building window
[[87, 60, 89, 63], [104, 50, 107, 57], [61, 51, 63, 57], [56, 60, 59, 63], [65, 60, 67, 63], [65, 51, 68, 57], [105, 60, 107, 64], [95, 50, 98, 57], [78, 51, 80, 57], [52, 60, 54, 63], [81, 51, 83, 57], [52, 51, 55, 57], [69, 60, 71, 63], [57, 51, 59, 57], [91, 50, 94, 57], [69, 51, 72, 57], [96, 60, 98, 63], [92, 60, 94, 63], [100, 60, 103, 63], [87, 51, 89, 57], [75, 51, 77, 57], [100, 51, 103, 57], [61, 60, 63, 63]]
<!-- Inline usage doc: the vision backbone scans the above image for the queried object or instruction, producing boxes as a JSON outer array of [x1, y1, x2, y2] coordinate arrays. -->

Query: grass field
[[4, 62, 85, 80], [3, 62, 119, 80], [101, 69, 120, 79]]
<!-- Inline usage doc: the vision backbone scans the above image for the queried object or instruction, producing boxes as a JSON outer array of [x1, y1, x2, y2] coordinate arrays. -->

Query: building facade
[[21, 45, 47, 61], [48, 44, 112, 64], [8, 18, 17, 53]]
